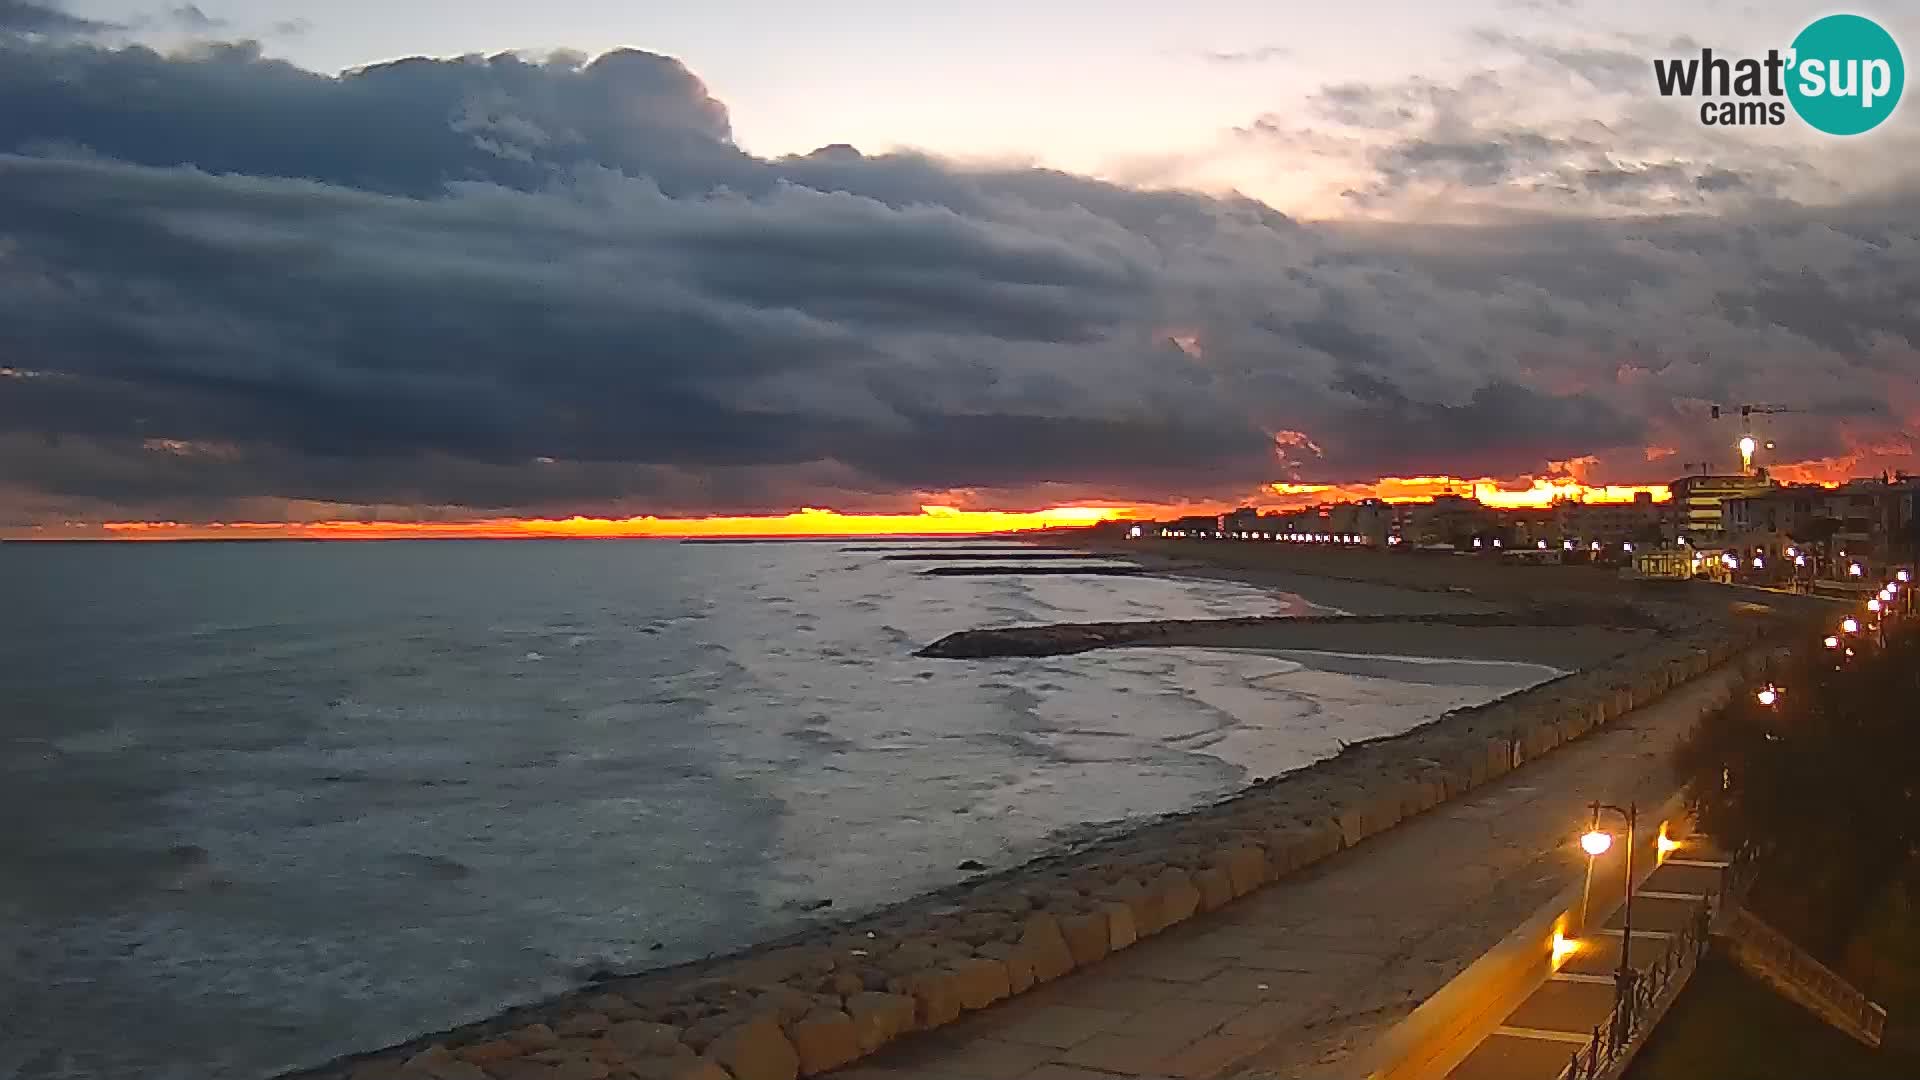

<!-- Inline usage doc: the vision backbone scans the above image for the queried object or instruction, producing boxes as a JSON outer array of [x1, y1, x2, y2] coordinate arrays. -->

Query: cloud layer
[[0, 26, 1915, 526]]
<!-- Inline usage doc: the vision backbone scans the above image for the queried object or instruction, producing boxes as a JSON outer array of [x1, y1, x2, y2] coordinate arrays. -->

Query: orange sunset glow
[[22, 473, 1699, 542], [66, 505, 1135, 541]]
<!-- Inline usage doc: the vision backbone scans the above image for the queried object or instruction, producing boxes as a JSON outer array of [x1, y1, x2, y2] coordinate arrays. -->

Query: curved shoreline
[[294, 606, 1774, 1080]]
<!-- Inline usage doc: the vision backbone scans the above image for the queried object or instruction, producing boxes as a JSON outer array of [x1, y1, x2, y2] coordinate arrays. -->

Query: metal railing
[[1725, 907, 1887, 1047], [1551, 844, 1759, 1080], [1552, 892, 1716, 1080]]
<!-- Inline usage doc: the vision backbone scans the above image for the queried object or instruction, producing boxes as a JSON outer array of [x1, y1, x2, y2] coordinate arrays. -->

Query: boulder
[[948, 957, 1012, 1010], [1059, 912, 1110, 967], [608, 1021, 685, 1058], [976, 941, 1037, 995], [1149, 868, 1201, 928], [629, 1057, 728, 1080], [789, 1010, 861, 1076], [900, 968, 964, 1028], [511, 1026, 559, 1052], [555, 1013, 609, 1039], [1102, 902, 1138, 952], [704, 1016, 799, 1080], [1020, 912, 1076, 982], [749, 985, 815, 1025], [1107, 877, 1160, 937], [845, 992, 915, 1051], [1193, 866, 1234, 912], [455, 1039, 524, 1066], [1224, 846, 1267, 896]]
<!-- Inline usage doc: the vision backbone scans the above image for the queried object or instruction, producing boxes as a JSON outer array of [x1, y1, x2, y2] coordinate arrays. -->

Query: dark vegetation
[[1670, 620, 1920, 1061]]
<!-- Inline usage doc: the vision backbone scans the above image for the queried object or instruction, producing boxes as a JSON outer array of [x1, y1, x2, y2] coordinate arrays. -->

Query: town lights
[[1787, 547, 1798, 558], [1869, 599, 1883, 613], [1825, 636, 1841, 649], [1753, 557, 1764, 569], [1591, 541, 1602, 551], [1843, 618, 1860, 634], [1795, 555, 1807, 567], [1901, 571, 1912, 584], [1850, 563, 1865, 577], [1563, 540, 1575, 551]]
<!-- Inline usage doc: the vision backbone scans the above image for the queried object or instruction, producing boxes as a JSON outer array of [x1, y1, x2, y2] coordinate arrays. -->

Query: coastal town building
[[1668, 472, 1772, 544], [1142, 474, 1917, 573]]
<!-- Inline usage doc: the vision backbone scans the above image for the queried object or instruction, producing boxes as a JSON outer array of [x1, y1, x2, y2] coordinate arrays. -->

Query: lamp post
[[1582, 801, 1640, 1041]]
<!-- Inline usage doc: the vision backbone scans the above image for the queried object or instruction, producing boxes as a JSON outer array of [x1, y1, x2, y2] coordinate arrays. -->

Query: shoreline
[[290, 547, 1794, 1080]]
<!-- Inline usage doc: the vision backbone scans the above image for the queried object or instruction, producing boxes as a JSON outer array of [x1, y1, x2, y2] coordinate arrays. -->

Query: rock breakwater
[[297, 622, 1772, 1080], [917, 606, 1666, 659]]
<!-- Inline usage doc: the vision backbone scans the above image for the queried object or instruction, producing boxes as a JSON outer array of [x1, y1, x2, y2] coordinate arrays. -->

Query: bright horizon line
[[3, 474, 1707, 540]]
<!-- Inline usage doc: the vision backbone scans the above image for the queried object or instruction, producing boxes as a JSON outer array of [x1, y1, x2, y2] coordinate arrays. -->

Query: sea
[[0, 540, 1560, 1079]]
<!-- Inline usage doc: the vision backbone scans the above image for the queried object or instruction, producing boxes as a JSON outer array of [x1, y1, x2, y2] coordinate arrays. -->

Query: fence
[[1724, 907, 1888, 1048], [1552, 893, 1715, 1080], [1552, 845, 1760, 1080]]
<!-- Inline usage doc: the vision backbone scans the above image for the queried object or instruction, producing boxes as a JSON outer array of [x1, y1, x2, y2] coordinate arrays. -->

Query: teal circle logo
[[1787, 14, 1904, 135]]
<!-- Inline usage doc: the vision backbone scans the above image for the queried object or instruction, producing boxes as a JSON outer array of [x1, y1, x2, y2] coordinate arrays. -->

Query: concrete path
[[1440, 854, 1729, 1080], [826, 663, 1750, 1080]]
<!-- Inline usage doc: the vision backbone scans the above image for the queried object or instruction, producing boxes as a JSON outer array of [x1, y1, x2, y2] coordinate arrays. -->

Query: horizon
[[2, 2, 1917, 537]]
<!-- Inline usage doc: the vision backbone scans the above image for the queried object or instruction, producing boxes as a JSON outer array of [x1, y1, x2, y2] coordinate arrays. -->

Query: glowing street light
[[1786, 547, 1798, 558], [1795, 555, 1807, 567], [1579, 801, 1639, 1026], [1869, 598, 1883, 613], [1756, 685, 1781, 706], [1825, 636, 1841, 649], [1850, 563, 1865, 577], [1843, 618, 1860, 634], [1901, 571, 1912, 584], [1753, 557, 1764, 569]]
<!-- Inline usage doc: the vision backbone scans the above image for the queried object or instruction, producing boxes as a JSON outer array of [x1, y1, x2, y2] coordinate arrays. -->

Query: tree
[[1675, 625, 1920, 957]]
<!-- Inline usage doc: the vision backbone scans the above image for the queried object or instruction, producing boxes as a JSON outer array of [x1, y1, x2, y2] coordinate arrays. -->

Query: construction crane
[[1710, 403, 1800, 474]]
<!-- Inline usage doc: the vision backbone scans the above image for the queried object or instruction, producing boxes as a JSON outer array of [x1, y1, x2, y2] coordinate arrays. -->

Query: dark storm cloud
[[0, 0, 114, 36], [160, 5, 226, 32], [0, 34, 1915, 523]]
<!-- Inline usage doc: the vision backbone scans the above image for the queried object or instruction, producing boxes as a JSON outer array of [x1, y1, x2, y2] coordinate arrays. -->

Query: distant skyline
[[2, 1, 1917, 536]]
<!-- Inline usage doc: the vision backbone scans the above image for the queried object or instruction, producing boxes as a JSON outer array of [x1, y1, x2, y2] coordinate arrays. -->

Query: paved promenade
[[827, 664, 1749, 1080]]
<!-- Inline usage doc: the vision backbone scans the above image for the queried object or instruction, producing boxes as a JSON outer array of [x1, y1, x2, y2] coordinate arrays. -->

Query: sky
[[2, 1, 1918, 536]]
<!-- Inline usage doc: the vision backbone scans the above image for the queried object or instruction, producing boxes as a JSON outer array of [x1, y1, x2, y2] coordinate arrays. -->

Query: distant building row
[[1146, 472, 1920, 568]]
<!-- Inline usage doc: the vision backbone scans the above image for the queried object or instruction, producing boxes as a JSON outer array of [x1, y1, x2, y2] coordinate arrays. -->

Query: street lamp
[[1756, 686, 1778, 706], [1581, 801, 1640, 1034], [1850, 563, 1865, 577], [1843, 618, 1860, 634]]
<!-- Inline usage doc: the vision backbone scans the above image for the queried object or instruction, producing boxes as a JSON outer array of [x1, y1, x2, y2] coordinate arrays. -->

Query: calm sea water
[[0, 541, 1555, 1079]]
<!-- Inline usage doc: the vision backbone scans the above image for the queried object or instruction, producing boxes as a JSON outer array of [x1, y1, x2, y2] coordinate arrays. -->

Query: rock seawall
[[301, 623, 1773, 1080]]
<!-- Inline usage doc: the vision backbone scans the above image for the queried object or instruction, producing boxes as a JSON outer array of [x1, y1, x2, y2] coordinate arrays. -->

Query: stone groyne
[[916, 606, 1669, 659], [307, 621, 1771, 1080]]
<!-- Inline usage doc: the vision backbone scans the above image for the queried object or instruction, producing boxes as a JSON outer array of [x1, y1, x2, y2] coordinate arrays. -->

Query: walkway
[[827, 664, 1751, 1080], [1440, 852, 1731, 1080]]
